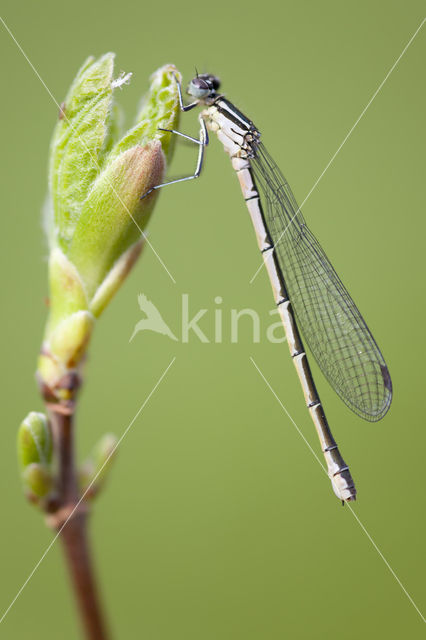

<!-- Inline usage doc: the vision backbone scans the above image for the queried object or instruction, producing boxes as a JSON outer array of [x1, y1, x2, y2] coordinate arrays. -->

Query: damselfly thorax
[[202, 97, 261, 159]]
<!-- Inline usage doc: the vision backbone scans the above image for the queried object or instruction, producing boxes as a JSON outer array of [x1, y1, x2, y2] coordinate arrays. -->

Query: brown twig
[[46, 405, 111, 640]]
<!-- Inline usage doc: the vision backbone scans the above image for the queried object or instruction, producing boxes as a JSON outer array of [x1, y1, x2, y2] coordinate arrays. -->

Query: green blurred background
[[1, 1, 425, 638]]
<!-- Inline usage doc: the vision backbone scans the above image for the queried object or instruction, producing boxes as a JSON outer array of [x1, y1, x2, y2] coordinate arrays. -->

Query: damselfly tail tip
[[331, 474, 357, 503]]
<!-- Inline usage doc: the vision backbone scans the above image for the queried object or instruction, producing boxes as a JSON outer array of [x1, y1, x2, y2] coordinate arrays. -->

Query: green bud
[[80, 433, 118, 499], [79, 460, 95, 497], [48, 56, 180, 286], [38, 309, 94, 389], [39, 56, 181, 390], [49, 310, 94, 368], [68, 141, 165, 299], [93, 433, 118, 475], [17, 412, 52, 469], [47, 248, 88, 330], [22, 463, 53, 499], [18, 413, 54, 501]]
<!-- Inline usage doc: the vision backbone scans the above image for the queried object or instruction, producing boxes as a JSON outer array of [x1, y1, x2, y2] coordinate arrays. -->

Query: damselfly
[[143, 73, 393, 502]]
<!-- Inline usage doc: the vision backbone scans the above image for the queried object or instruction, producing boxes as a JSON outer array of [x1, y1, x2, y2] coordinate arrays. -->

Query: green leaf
[[90, 239, 144, 317], [110, 64, 181, 162], [49, 53, 115, 249]]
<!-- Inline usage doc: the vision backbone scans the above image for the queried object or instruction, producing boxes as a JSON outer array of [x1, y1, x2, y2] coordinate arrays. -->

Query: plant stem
[[51, 411, 78, 503], [60, 510, 110, 640], [47, 407, 110, 640]]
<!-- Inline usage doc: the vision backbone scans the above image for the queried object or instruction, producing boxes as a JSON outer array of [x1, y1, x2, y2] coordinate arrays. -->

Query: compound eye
[[187, 77, 211, 98], [195, 78, 209, 90]]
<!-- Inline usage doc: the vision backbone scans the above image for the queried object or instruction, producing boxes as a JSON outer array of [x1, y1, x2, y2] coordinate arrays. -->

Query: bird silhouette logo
[[129, 294, 178, 342]]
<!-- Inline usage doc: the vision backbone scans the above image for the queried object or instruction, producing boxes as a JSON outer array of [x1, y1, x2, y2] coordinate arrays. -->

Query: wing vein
[[251, 142, 392, 421]]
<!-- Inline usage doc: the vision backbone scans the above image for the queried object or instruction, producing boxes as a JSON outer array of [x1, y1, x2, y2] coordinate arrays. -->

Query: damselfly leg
[[173, 71, 200, 112], [140, 114, 209, 199]]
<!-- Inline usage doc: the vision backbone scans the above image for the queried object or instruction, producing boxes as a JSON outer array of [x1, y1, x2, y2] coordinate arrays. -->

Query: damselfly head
[[187, 73, 220, 100]]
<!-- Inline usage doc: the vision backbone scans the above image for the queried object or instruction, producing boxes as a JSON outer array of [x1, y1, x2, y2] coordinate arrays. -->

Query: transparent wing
[[251, 143, 392, 421]]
